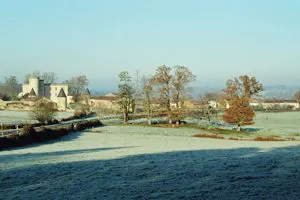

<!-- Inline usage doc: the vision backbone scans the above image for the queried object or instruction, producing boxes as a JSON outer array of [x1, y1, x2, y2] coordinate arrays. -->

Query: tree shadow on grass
[[0, 146, 138, 161], [242, 127, 262, 132], [1, 145, 300, 200]]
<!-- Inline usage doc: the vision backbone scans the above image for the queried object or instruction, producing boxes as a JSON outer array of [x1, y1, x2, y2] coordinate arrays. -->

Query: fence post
[[1, 121, 3, 136], [16, 124, 19, 134]]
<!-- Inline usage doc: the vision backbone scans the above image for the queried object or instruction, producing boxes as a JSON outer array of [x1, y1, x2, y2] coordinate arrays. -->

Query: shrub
[[61, 112, 96, 122], [31, 99, 57, 123], [74, 103, 91, 116], [254, 136, 286, 141], [21, 125, 35, 136], [193, 133, 225, 139]]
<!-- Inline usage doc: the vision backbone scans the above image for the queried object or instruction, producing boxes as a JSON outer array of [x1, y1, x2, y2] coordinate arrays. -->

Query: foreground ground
[[1, 126, 300, 199]]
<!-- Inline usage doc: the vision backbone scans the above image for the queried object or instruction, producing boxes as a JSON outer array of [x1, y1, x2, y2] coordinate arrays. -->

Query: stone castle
[[21, 76, 70, 111]]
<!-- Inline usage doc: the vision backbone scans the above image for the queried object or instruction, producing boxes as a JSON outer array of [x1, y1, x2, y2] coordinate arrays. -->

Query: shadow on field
[[1, 145, 300, 200], [0, 146, 137, 161]]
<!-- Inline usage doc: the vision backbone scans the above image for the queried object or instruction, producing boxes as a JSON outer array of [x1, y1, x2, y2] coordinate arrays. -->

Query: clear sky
[[0, 0, 299, 90]]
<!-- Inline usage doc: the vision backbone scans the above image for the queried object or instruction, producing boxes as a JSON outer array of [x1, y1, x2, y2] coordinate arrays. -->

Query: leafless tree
[[171, 65, 196, 111], [25, 72, 57, 84], [41, 72, 58, 84], [118, 71, 135, 124], [150, 65, 173, 116], [65, 75, 89, 102], [0, 76, 22, 100], [141, 75, 154, 125], [31, 99, 57, 123]]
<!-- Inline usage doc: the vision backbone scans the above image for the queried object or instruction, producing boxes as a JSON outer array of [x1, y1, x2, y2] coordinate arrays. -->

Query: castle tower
[[38, 79, 45, 97], [28, 76, 40, 96], [57, 88, 67, 111]]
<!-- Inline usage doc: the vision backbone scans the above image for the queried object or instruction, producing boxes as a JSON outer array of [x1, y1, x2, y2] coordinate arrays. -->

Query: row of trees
[[117, 67, 265, 131], [118, 65, 196, 124]]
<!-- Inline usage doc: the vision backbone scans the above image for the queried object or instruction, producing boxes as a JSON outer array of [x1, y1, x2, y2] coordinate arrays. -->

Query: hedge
[[0, 119, 103, 150]]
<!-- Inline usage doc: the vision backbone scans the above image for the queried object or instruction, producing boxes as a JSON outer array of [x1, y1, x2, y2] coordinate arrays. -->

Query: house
[[250, 99, 300, 110], [89, 95, 119, 111], [104, 92, 118, 97]]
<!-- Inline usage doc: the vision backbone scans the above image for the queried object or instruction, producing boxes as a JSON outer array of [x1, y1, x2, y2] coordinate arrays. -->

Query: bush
[[254, 136, 286, 141], [31, 99, 57, 123], [73, 103, 91, 116], [21, 125, 35, 136], [193, 133, 225, 139], [61, 112, 96, 122]]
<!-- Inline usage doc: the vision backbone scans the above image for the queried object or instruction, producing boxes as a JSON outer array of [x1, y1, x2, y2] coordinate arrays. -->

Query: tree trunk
[[147, 102, 152, 125], [123, 112, 128, 124], [237, 124, 241, 131], [147, 112, 152, 125]]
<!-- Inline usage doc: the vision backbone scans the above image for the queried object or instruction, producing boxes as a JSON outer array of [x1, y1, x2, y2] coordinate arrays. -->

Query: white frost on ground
[[0, 110, 73, 124], [1, 126, 300, 199]]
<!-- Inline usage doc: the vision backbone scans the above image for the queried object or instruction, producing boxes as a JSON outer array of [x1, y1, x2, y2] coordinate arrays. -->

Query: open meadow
[[1, 125, 300, 199], [250, 112, 300, 135], [1, 111, 300, 199]]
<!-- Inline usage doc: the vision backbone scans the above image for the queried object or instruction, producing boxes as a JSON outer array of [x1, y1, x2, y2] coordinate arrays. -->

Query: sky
[[0, 0, 299, 90]]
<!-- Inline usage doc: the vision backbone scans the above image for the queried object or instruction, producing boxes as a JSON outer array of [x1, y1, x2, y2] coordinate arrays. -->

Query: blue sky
[[0, 0, 299, 90]]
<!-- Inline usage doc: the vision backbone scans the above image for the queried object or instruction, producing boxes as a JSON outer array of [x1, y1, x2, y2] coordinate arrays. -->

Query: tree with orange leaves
[[222, 75, 263, 131]]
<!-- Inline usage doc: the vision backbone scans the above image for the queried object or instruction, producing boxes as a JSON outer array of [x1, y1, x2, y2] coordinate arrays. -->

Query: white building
[[250, 100, 300, 110], [22, 76, 71, 111]]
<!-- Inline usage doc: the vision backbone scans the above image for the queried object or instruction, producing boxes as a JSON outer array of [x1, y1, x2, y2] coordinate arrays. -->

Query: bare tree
[[196, 94, 217, 122], [133, 70, 143, 112], [118, 71, 135, 124], [24, 72, 57, 84], [141, 75, 154, 125], [0, 76, 22, 100], [41, 72, 58, 84], [151, 65, 173, 116], [65, 75, 89, 102], [30, 99, 57, 123], [171, 65, 196, 111]]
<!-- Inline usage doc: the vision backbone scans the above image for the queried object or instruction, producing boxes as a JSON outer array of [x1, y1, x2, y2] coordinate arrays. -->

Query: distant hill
[[90, 89, 118, 96], [261, 85, 300, 99], [191, 85, 300, 99], [91, 85, 300, 100]]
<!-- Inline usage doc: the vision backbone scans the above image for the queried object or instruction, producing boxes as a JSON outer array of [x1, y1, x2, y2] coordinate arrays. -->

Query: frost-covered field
[[1, 126, 300, 199], [0, 110, 73, 124], [188, 112, 300, 137], [251, 112, 300, 135]]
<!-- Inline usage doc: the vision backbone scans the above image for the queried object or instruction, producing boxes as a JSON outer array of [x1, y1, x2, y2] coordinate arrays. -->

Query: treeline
[[116, 66, 267, 131], [117, 65, 196, 124]]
